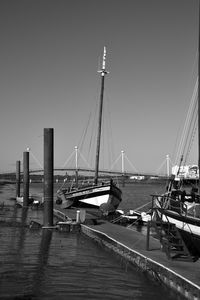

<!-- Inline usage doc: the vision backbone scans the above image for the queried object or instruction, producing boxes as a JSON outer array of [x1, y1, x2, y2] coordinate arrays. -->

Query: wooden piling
[[16, 160, 21, 198], [122, 175, 125, 187], [43, 128, 54, 227], [23, 151, 29, 207], [146, 220, 150, 250]]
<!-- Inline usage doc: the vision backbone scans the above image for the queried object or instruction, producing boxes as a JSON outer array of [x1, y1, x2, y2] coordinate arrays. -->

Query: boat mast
[[75, 146, 78, 188], [94, 47, 108, 185], [199, 1, 200, 192]]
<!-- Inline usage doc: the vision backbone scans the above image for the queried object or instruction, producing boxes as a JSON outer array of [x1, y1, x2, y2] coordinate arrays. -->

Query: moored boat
[[56, 47, 122, 212], [152, 4, 200, 260], [16, 196, 41, 208], [57, 180, 121, 211], [152, 186, 200, 257]]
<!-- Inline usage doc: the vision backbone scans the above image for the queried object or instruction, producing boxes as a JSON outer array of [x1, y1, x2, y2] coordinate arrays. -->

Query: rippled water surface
[[0, 182, 178, 300]]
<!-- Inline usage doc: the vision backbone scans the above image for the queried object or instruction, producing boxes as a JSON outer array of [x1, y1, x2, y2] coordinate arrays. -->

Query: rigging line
[[168, 155, 175, 167], [110, 153, 122, 170], [124, 154, 139, 173], [77, 110, 92, 152], [176, 81, 198, 161], [87, 94, 99, 165], [156, 158, 167, 174], [104, 93, 115, 169], [175, 79, 198, 162], [177, 154, 184, 177], [182, 93, 197, 147], [183, 112, 198, 165], [29, 149, 43, 169], [87, 72, 107, 167], [171, 121, 186, 167], [183, 114, 197, 160], [188, 49, 198, 86], [101, 97, 113, 171], [103, 99, 109, 168], [100, 104, 106, 169], [103, 94, 120, 182], [175, 79, 198, 164], [133, 200, 152, 212], [175, 81, 198, 163], [78, 151, 92, 168], [181, 95, 198, 164], [62, 149, 76, 168], [174, 48, 198, 162]]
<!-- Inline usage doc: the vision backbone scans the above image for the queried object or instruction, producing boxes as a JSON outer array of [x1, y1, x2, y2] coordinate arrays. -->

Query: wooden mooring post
[[43, 128, 54, 228], [146, 220, 150, 250], [16, 160, 21, 198], [23, 151, 29, 207]]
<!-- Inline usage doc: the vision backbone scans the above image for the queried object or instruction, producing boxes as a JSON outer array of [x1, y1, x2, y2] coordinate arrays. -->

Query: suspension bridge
[[0, 147, 172, 179]]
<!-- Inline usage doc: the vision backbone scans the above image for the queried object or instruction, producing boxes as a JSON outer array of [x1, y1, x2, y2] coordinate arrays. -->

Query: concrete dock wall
[[81, 224, 200, 300]]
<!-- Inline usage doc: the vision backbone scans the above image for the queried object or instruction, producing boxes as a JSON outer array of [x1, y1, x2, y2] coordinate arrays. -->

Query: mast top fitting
[[98, 46, 109, 76]]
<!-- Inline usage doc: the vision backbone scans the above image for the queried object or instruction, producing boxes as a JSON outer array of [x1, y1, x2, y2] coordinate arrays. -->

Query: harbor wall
[[81, 224, 200, 300]]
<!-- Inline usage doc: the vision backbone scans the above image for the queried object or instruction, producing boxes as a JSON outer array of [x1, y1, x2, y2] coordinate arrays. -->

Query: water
[[0, 182, 178, 300]]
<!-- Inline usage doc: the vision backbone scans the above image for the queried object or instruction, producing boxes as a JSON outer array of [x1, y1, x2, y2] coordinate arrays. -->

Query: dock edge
[[81, 224, 200, 300]]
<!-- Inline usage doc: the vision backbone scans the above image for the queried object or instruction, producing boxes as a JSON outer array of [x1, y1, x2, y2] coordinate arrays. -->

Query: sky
[[0, 0, 199, 175]]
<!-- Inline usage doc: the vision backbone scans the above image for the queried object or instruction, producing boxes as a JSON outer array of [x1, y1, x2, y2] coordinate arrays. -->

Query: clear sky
[[0, 0, 198, 175]]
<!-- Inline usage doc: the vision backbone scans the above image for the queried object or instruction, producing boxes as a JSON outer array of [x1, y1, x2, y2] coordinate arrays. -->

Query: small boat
[[56, 48, 122, 213], [140, 211, 151, 223], [121, 209, 141, 220], [16, 196, 41, 207], [122, 210, 151, 225]]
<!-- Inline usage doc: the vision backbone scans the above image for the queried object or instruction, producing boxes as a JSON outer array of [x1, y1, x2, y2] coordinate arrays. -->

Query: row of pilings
[[15, 128, 54, 228]]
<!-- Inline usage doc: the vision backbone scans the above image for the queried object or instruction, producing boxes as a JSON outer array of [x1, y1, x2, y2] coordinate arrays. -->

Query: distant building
[[172, 165, 199, 179], [150, 176, 159, 180], [130, 175, 145, 180]]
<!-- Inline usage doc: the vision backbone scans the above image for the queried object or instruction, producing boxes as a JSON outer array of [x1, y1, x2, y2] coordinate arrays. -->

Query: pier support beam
[[23, 151, 29, 207], [43, 128, 54, 227], [16, 160, 21, 198]]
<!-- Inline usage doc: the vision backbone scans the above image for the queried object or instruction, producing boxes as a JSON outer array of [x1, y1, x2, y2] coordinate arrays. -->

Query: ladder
[[152, 209, 198, 262]]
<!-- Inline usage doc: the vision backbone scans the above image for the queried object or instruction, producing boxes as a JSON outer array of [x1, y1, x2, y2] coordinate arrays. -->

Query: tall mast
[[94, 47, 108, 184], [75, 146, 78, 188], [199, 1, 200, 192]]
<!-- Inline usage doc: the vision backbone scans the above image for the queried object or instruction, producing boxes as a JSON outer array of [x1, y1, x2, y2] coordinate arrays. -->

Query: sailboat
[[56, 47, 122, 212], [152, 5, 200, 259]]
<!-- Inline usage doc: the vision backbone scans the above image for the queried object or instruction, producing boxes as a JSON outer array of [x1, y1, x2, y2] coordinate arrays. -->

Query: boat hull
[[156, 208, 200, 257], [57, 182, 122, 211]]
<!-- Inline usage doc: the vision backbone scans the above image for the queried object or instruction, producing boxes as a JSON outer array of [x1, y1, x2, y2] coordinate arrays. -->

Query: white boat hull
[[154, 198, 200, 257], [57, 182, 122, 211]]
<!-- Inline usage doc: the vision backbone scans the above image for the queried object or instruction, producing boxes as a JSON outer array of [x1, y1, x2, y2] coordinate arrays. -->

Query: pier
[[81, 220, 200, 300], [48, 204, 200, 300]]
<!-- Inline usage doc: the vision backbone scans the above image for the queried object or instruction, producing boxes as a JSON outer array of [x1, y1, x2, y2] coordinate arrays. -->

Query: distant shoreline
[[0, 179, 15, 184]]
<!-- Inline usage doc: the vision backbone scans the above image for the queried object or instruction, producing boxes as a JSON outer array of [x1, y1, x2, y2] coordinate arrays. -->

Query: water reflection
[[8, 204, 18, 247], [17, 207, 28, 252], [32, 229, 52, 298]]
